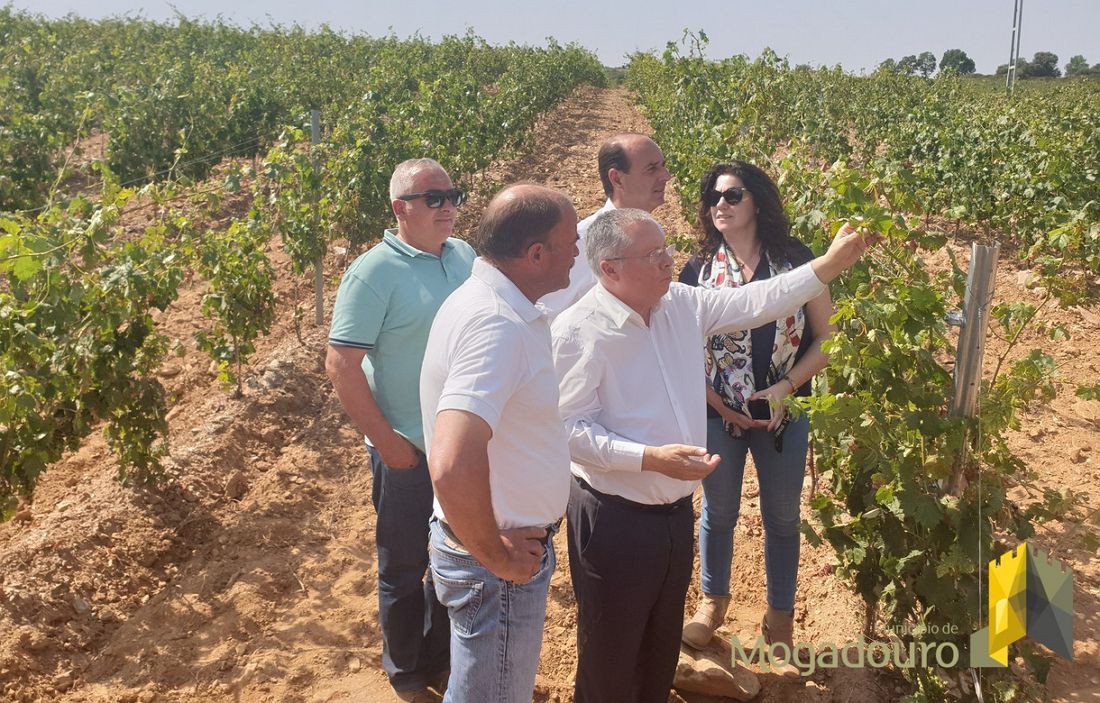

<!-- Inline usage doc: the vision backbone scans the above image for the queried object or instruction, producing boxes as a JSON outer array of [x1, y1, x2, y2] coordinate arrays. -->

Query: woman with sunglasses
[[678, 161, 836, 671]]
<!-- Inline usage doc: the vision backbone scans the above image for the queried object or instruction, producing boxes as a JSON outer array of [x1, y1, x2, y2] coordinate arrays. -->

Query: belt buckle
[[538, 517, 564, 546]]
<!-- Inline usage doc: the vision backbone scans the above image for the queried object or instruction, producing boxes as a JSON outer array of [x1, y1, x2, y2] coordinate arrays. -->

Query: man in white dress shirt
[[551, 208, 872, 703], [539, 133, 671, 317], [420, 184, 579, 703]]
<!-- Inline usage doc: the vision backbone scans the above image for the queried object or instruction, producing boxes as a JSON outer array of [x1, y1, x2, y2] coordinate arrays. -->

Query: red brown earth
[[1, 86, 1097, 703]]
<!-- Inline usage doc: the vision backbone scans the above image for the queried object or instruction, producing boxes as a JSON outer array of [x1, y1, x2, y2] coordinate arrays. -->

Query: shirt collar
[[591, 281, 650, 329], [472, 258, 543, 323], [383, 228, 451, 258]]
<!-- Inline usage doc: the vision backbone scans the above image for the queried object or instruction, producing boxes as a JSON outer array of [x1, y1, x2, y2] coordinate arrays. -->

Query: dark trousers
[[370, 446, 450, 692], [567, 477, 695, 703]]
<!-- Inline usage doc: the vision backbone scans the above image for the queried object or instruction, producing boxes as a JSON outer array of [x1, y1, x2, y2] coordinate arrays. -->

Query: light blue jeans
[[428, 518, 556, 703], [698, 414, 809, 610]]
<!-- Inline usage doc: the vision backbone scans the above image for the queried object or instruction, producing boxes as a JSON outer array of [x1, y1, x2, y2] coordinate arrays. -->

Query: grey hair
[[586, 208, 661, 277], [389, 158, 446, 201]]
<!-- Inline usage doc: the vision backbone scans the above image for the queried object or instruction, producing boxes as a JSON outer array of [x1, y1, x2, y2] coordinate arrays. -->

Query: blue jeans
[[429, 518, 556, 703], [369, 447, 450, 692], [698, 414, 809, 610]]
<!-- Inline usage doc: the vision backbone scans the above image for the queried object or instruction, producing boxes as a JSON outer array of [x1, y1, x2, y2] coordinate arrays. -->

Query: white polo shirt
[[551, 265, 826, 505], [421, 258, 571, 529]]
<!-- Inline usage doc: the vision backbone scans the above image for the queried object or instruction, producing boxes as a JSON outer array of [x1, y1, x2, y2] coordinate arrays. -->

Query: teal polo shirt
[[329, 229, 475, 452]]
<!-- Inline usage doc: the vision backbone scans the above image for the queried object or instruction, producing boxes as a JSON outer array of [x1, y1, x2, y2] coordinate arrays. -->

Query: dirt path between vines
[[0, 86, 1097, 703]]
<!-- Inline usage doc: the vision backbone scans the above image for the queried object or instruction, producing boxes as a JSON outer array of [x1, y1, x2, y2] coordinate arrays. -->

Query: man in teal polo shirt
[[327, 158, 475, 703]]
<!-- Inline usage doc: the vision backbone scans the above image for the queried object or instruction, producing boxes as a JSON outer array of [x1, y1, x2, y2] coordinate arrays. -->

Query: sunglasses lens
[[705, 190, 721, 207], [425, 190, 465, 208], [723, 188, 743, 205]]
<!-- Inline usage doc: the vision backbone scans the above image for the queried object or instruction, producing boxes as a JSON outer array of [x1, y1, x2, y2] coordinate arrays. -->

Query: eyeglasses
[[397, 188, 466, 208], [604, 244, 676, 264], [703, 186, 748, 208]]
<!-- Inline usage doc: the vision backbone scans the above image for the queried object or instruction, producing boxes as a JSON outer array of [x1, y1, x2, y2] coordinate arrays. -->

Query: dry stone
[[674, 646, 760, 701]]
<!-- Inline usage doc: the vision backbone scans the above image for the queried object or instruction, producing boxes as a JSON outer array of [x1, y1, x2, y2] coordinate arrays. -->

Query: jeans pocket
[[431, 570, 484, 637], [385, 458, 431, 490], [531, 542, 554, 582]]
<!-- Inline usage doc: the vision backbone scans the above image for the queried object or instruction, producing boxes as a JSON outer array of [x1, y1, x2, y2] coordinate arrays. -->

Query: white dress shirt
[[537, 199, 615, 318], [421, 258, 572, 529], [551, 265, 826, 505]]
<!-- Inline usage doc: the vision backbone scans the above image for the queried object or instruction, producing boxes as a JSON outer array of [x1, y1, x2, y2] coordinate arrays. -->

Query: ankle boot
[[761, 606, 801, 678], [682, 594, 730, 649]]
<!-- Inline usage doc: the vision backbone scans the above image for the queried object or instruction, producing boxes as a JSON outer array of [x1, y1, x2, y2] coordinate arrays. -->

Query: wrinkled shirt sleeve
[[697, 262, 826, 336], [553, 327, 646, 473]]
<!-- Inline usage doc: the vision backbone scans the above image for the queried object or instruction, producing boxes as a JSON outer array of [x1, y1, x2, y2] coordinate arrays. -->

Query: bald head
[[597, 134, 670, 211], [477, 184, 575, 261], [598, 134, 652, 197]]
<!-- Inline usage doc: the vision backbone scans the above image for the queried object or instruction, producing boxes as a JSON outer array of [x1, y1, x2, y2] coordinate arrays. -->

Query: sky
[[9, 0, 1099, 74]]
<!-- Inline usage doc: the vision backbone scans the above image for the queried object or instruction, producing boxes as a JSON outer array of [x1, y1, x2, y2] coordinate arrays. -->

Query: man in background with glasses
[[327, 158, 474, 703], [538, 132, 671, 318], [552, 208, 873, 703]]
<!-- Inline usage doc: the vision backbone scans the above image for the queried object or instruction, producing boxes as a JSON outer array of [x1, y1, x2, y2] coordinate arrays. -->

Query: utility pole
[[1006, 0, 1024, 95]]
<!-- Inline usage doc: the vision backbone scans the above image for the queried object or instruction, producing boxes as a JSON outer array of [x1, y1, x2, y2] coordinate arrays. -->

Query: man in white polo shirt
[[420, 184, 579, 703], [552, 209, 872, 703], [539, 133, 671, 318]]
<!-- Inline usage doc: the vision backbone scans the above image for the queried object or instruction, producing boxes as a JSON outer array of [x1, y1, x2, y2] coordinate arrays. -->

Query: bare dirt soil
[[1, 86, 1097, 703]]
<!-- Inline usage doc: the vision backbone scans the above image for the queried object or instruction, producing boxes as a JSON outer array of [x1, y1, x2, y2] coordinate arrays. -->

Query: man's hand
[[642, 444, 721, 480], [327, 345, 417, 466], [431, 409, 550, 583], [484, 526, 548, 583], [376, 431, 421, 470], [811, 223, 879, 283]]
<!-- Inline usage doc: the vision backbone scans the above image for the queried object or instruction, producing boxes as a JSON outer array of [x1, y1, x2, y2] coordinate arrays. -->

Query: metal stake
[[311, 109, 324, 326], [945, 242, 1000, 494]]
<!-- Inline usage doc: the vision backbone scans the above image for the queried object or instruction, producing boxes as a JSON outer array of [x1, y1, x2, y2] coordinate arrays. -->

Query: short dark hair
[[477, 185, 570, 261], [597, 137, 634, 198]]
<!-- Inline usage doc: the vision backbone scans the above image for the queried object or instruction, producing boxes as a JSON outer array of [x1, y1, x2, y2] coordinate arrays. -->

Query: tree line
[[878, 49, 1099, 78]]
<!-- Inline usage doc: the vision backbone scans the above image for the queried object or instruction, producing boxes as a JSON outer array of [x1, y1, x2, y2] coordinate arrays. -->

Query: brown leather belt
[[438, 517, 562, 549]]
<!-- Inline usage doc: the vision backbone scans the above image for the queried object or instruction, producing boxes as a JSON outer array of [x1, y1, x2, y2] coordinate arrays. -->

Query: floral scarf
[[700, 244, 805, 445]]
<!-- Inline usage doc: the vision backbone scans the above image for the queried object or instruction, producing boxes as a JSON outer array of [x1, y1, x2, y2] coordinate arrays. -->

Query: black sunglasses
[[703, 186, 748, 208], [398, 188, 466, 208]]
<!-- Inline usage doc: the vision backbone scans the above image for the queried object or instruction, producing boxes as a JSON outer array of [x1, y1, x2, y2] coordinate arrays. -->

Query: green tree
[[939, 49, 976, 75], [997, 59, 1029, 77], [916, 51, 938, 77], [1022, 51, 1060, 78], [877, 58, 898, 74], [897, 55, 918, 76], [1065, 55, 1089, 77]]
